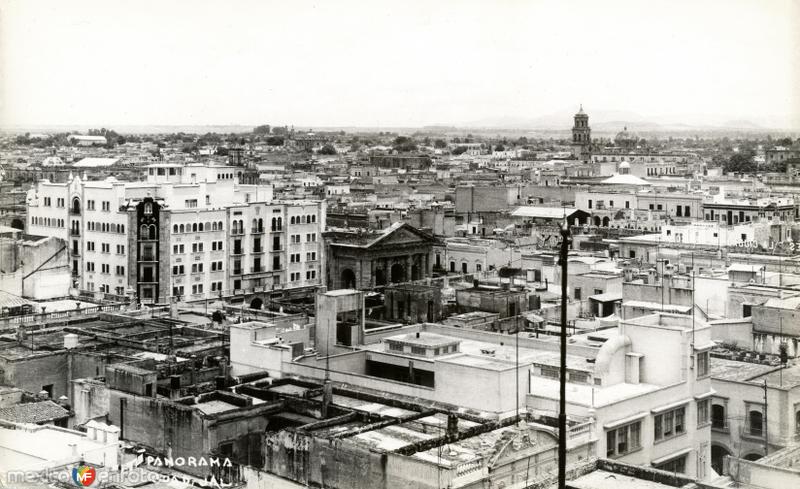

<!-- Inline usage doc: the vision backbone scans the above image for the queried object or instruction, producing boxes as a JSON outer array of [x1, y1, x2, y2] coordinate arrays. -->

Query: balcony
[[140, 254, 156, 262], [70, 208, 81, 216], [252, 246, 264, 253], [271, 246, 283, 252], [270, 227, 284, 233], [233, 268, 243, 275], [232, 248, 244, 256], [251, 228, 265, 235], [711, 419, 729, 432], [250, 266, 265, 273], [70, 229, 80, 237]]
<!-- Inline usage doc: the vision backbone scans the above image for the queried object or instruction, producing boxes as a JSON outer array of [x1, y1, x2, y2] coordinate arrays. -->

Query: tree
[[433, 139, 447, 149], [393, 136, 417, 152], [211, 310, 226, 324], [452, 146, 468, 155], [253, 124, 271, 135], [317, 144, 337, 155], [723, 150, 757, 174], [266, 136, 284, 146], [495, 144, 505, 152]]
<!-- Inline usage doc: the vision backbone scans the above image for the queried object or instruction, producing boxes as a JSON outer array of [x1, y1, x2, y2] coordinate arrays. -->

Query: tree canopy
[[317, 144, 337, 155], [392, 136, 417, 152]]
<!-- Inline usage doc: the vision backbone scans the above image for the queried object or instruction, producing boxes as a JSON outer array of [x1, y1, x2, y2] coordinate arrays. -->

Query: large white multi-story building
[[26, 163, 325, 304], [529, 312, 715, 479]]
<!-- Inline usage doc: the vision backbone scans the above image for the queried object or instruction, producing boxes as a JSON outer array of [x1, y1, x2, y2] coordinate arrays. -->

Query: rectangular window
[[574, 288, 582, 300], [606, 421, 641, 457], [696, 350, 709, 377], [697, 399, 710, 427], [654, 455, 686, 474], [540, 366, 559, 379], [654, 406, 686, 442], [410, 346, 426, 355]]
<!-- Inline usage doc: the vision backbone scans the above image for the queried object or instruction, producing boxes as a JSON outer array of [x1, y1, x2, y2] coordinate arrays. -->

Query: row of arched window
[[168, 215, 314, 235], [289, 214, 317, 225], [31, 216, 64, 228], [172, 221, 225, 234], [140, 224, 157, 240], [88, 222, 125, 233]]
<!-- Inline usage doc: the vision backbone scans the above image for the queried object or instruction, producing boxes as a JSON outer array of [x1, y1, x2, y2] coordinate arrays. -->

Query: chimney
[[321, 380, 333, 418], [446, 414, 459, 438]]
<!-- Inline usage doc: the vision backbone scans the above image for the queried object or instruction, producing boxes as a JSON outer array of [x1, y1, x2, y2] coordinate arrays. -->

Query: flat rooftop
[[532, 376, 661, 408], [709, 357, 778, 383], [351, 413, 480, 452], [569, 469, 684, 489], [751, 362, 800, 388], [385, 332, 460, 348]]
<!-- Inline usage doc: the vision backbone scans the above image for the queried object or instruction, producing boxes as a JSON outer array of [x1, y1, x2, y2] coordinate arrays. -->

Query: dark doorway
[[250, 298, 263, 310], [375, 268, 386, 286], [411, 264, 420, 281], [390, 264, 404, 283], [711, 445, 730, 475], [341, 268, 356, 289], [10, 218, 23, 230]]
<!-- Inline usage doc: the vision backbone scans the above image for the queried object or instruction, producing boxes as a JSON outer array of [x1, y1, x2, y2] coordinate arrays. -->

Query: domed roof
[[614, 126, 639, 145], [618, 161, 631, 169]]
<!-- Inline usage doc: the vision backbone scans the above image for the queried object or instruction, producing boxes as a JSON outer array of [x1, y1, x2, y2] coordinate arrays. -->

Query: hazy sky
[[2, 0, 799, 128]]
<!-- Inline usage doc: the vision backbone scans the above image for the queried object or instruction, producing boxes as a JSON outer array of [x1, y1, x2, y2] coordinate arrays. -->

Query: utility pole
[[763, 379, 768, 456], [558, 219, 571, 489]]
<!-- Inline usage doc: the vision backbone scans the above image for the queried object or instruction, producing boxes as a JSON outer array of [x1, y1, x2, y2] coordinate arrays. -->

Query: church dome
[[614, 126, 638, 146]]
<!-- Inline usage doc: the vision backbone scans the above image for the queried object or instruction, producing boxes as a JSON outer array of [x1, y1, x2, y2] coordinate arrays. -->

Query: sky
[[1, 0, 799, 129]]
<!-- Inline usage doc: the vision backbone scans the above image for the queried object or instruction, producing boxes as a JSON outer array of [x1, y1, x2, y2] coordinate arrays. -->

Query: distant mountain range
[[2, 110, 796, 135], [463, 108, 796, 133]]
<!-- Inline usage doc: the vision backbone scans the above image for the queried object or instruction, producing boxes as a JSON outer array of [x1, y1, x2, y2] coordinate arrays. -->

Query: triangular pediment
[[369, 224, 436, 248]]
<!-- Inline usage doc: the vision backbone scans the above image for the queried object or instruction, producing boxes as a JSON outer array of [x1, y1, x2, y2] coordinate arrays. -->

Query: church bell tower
[[572, 105, 591, 162]]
